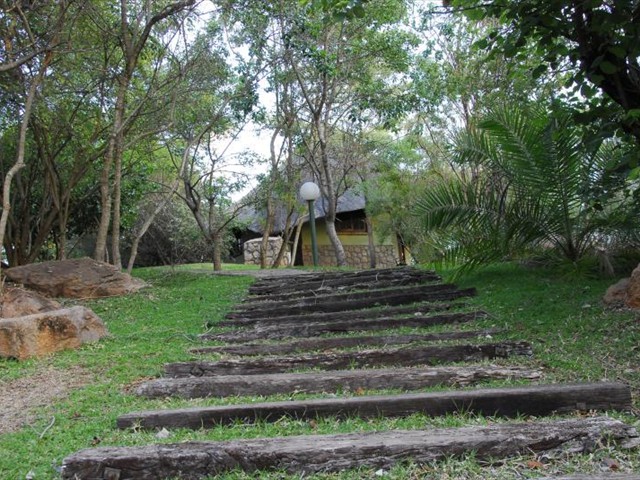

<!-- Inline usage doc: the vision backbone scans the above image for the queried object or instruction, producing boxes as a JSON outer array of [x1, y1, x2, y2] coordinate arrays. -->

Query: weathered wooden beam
[[219, 301, 464, 327], [191, 329, 501, 356], [225, 288, 476, 319], [225, 286, 477, 319], [62, 417, 638, 479], [118, 382, 632, 430], [165, 341, 531, 377], [233, 284, 460, 314], [202, 310, 485, 343], [245, 274, 443, 301], [135, 365, 542, 399], [248, 267, 437, 294]]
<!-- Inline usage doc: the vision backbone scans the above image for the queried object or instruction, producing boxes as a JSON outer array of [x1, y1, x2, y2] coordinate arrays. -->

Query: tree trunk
[[94, 78, 127, 263], [260, 196, 275, 269], [110, 138, 124, 269], [212, 231, 223, 271], [365, 214, 376, 268], [324, 217, 346, 266], [0, 67, 45, 273]]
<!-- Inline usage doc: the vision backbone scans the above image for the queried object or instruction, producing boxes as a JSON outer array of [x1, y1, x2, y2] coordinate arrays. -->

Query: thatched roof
[[236, 188, 366, 235]]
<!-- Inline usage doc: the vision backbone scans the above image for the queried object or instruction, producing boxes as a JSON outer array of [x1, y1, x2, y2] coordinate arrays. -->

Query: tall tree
[[450, 0, 640, 159], [92, 0, 196, 267], [0, 1, 70, 267], [285, 0, 417, 265]]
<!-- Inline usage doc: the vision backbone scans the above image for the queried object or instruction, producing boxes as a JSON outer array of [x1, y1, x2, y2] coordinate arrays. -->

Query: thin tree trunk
[[94, 79, 127, 262], [126, 156, 188, 273], [365, 215, 376, 268], [289, 218, 303, 267], [260, 197, 275, 269], [0, 66, 45, 272], [212, 231, 223, 271], [325, 217, 346, 266], [111, 139, 124, 269]]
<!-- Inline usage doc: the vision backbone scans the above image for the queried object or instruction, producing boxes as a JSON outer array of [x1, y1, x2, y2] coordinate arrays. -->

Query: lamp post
[[299, 181, 321, 267]]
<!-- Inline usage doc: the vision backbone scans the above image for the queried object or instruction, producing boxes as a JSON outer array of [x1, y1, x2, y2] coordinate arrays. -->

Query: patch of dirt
[[0, 364, 94, 435]]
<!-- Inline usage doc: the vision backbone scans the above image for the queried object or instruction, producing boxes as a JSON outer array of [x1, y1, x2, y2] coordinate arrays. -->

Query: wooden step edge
[[61, 416, 638, 479], [134, 364, 542, 399], [118, 382, 632, 430]]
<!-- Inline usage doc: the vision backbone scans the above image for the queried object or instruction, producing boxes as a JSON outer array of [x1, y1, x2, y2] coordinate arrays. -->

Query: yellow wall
[[301, 220, 396, 247]]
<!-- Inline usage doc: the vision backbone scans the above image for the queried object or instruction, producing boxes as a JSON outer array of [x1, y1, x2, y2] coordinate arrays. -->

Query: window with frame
[[335, 211, 368, 234]]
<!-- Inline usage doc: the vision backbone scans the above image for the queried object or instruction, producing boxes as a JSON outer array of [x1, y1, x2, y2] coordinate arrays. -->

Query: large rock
[[4, 258, 146, 298], [0, 306, 108, 359], [0, 286, 63, 318], [603, 262, 640, 309], [627, 263, 640, 308]]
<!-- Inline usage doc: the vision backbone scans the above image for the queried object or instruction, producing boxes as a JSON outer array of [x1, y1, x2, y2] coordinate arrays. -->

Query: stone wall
[[243, 237, 291, 267], [302, 244, 398, 269]]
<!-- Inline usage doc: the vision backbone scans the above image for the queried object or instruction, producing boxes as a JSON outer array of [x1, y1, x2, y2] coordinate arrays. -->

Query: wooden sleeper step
[[165, 341, 532, 377], [191, 329, 502, 356], [118, 382, 632, 430], [62, 416, 638, 479], [225, 287, 477, 319], [219, 300, 464, 327], [207, 310, 486, 343], [135, 365, 542, 399]]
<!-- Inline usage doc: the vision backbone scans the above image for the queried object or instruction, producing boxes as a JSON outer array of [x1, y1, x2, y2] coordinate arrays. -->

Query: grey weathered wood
[[191, 329, 501, 356], [226, 287, 477, 319], [219, 301, 463, 328], [234, 283, 459, 313], [245, 275, 443, 302], [62, 417, 638, 479], [118, 382, 632, 430], [203, 310, 485, 343], [248, 267, 438, 295], [135, 365, 542, 399], [165, 341, 532, 377]]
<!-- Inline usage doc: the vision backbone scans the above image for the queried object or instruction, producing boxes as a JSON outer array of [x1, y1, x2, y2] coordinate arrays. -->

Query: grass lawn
[[0, 262, 638, 479]]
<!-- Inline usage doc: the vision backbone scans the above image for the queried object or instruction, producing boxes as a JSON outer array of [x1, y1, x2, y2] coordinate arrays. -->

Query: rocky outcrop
[[603, 263, 640, 309], [4, 258, 146, 299], [0, 287, 63, 318], [0, 306, 108, 359]]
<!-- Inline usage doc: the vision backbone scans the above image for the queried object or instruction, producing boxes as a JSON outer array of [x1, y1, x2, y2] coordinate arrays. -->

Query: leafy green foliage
[[451, 0, 640, 150], [414, 106, 639, 275]]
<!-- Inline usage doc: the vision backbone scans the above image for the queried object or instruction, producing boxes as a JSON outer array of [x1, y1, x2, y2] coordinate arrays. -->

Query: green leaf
[[598, 61, 618, 74], [472, 38, 488, 50], [531, 64, 546, 79], [608, 45, 626, 59]]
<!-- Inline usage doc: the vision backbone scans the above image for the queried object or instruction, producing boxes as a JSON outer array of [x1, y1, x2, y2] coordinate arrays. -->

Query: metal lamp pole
[[299, 181, 321, 267]]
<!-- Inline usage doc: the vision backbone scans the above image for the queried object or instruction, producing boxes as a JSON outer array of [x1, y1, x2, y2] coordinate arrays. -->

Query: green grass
[[0, 262, 638, 479], [150, 262, 261, 272]]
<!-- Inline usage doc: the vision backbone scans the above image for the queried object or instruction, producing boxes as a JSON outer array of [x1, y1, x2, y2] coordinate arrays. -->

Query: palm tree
[[414, 106, 635, 274]]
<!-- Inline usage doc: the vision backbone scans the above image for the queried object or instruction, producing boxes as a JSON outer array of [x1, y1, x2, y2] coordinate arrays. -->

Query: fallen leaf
[[602, 457, 620, 470], [526, 459, 544, 469]]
